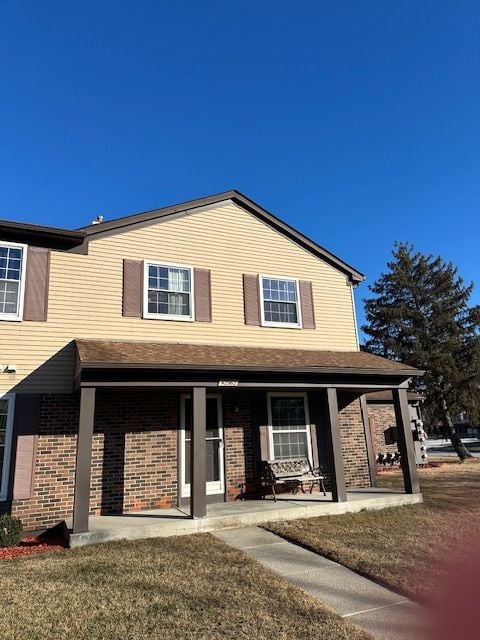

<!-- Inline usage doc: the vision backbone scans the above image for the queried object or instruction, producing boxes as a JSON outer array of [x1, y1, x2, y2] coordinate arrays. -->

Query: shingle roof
[[75, 339, 421, 375], [366, 390, 423, 402]]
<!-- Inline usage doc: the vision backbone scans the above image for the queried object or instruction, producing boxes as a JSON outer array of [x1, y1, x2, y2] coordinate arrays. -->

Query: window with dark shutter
[[260, 276, 300, 327], [144, 263, 193, 320]]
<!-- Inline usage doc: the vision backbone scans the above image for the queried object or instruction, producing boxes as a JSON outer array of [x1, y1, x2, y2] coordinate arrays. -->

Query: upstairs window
[[144, 262, 193, 321], [0, 243, 26, 321], [260, 276, 300, 328]]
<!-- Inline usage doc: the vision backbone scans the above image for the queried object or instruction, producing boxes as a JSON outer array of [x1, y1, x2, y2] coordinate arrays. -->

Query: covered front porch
[[69, 486, 422, 547], [70, 339, 423, 543]]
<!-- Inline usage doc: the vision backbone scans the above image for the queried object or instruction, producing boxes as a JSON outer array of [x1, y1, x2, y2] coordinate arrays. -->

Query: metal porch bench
[[262, 457, 327, 502]]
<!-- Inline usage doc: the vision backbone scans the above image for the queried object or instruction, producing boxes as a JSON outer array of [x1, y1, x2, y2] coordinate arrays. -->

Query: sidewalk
[[213, 527, 430, 640], [427, 437, 479, 448], [427, 438, 480, 458]]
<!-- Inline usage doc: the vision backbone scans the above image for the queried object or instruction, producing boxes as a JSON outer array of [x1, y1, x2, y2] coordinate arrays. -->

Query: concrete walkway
[[213, 526, 430, 640]]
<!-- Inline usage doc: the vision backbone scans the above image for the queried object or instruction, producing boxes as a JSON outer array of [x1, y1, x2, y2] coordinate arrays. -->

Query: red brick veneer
[[10, 389, 372, 531], [367, 404, 399, 456], [337, 393, 371, 488]]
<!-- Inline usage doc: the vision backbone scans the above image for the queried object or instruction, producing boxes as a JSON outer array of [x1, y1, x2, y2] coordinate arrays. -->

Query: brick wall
[[90, 389, 178, 515], [367, 404, 399, 456], [10, 390, 258, 531], [11, 391, 180, 530], [11, 394, 79, 531], [222, 392, 255, 500], [9, 389, 374, 531], [337, 393, 371, 488]]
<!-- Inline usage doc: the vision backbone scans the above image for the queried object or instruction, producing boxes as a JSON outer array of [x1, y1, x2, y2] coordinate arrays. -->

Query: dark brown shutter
[[248, 393, 265, 473], [123, 259, 143, 317], [12, 394, 41, 500], [23, 247, 50, 322], [194, 268, 212, 322], [299, 280, 316, 329], [243, 274, 261, 326], [308, 391, 327, 471], [251, 392, 270, 467]]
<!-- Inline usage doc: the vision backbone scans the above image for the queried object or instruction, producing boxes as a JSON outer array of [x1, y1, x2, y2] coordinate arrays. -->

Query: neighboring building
[[452, 411, 479, 436], [366, 391, 426, 467], [0, 190, 421, 533]]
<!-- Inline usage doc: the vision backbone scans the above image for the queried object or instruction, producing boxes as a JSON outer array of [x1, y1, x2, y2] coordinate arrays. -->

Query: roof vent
[[91, 215, 104, 225]]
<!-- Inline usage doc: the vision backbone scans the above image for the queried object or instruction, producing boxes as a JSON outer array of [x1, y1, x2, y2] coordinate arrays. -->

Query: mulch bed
[[0, 534, 67, 560], [377, 461, 442, 474]]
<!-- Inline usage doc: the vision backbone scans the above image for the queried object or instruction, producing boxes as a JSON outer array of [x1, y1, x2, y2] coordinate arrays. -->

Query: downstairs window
[[268, 394, 311, 460]]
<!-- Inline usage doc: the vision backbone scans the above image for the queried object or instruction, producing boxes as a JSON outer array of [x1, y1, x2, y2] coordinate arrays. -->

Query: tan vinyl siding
[[0, 202, 359, 392]]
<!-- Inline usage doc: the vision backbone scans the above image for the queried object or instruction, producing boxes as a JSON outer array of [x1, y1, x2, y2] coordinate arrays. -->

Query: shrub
[[0, 514, 23, 547]]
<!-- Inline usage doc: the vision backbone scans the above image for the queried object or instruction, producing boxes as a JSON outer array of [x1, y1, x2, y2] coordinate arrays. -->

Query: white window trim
[[0, 242, 28, 322], [267, 392, 313, 463], [0, 392, 16, 502], [259, 274, 302, 329], [143, 260, 195, 322]]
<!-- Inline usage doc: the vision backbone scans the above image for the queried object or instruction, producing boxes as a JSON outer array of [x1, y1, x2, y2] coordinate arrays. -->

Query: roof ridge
[[76, 191, 365, 283]]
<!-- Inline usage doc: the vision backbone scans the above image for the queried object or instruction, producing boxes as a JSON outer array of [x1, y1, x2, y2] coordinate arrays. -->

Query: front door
[[180, 394, 225, 498]]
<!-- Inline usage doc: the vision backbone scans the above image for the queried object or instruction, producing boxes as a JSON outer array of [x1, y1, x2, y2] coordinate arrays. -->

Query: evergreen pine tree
[[363, 242, 480, 461]]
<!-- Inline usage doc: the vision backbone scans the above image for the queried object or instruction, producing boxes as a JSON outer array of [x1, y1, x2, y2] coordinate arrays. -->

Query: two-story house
[[0, 191, 421, 538]]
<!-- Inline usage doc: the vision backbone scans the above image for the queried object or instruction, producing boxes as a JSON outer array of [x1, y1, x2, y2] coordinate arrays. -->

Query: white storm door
[[180, 394, 225, 497]]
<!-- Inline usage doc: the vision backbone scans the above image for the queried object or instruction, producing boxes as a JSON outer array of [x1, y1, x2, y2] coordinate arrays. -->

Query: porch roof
[[75, 339, 422, 376], [366, 390, 423, 403]]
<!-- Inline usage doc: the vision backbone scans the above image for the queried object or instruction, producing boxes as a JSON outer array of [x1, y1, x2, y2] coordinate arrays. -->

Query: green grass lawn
[[0, 532, 371, 640], [265, 460, 480, 603]]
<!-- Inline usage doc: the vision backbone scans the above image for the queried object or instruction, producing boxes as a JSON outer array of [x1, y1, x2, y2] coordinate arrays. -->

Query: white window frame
[[143, 260, 195, 322], [260, 274, 302, 329], [0, 242, 27, 322], [0, 392, 16, 501], [267, 392, 313, 463]]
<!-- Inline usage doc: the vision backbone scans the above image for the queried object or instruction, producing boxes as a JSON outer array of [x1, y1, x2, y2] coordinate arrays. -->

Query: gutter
[[0, 220, 85, 249], [78, 361, 424, 376]]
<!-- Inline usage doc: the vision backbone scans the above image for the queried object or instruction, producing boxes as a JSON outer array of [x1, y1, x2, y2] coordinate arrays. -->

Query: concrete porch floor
[[68, 488, 423, 547]]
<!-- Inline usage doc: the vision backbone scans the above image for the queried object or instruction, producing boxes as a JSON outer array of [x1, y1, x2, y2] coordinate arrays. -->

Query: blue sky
[[1, 1, 479, 338]]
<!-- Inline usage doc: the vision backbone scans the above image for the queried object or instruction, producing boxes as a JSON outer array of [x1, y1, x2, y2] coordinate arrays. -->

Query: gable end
[[77, 191, 365, 284]]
